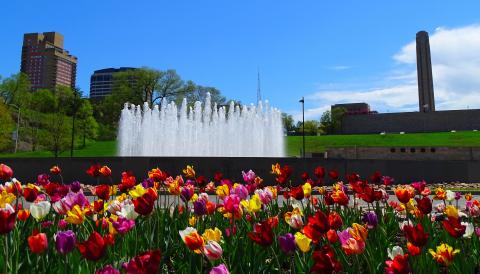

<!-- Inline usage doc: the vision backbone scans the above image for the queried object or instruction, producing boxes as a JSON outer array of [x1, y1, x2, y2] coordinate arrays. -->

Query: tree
[[176, 81, 226, 106], [0, 73, 31, 105], [0, 102, 14, 151], [319, 107, 346, 134], [282, 113, 296, 134], [296, 120, 320, 135], [77, 100, 99, 147]]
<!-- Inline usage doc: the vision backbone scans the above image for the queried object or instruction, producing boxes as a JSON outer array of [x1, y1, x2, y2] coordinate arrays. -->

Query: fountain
[[117, 93, 285, 157]]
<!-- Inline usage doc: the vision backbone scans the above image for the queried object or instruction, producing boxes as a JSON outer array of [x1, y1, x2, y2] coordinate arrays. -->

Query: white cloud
[[326, 65, 351, 71], [300, 24, 480, 120]]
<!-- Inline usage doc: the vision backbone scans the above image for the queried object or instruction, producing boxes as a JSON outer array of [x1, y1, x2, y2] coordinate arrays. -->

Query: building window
[[400, 148, 406, 153], [410, 148, 415, 153], [390, 148, 396, 153]]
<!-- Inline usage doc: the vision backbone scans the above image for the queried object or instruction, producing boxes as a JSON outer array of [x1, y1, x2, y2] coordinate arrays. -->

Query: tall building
[[416, 31, 435, 112], [89, 67, 137, 99], [21, 32, 77, 90]]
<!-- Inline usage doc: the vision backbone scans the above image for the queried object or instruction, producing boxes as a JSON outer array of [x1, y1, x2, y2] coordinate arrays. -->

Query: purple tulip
[[95, 265, 120, 274], [193, 199, 207, 216], [69, 181, 81, 193], [242, 170, 256, 184], [278, 233, 296, 254], [55, 230, 76, 255], [180, 186, 194, 202], [362, 211, 378, 229], [37, 174, 50, 186], [112, 218, 136, 234], [210, 264, 230, 274]]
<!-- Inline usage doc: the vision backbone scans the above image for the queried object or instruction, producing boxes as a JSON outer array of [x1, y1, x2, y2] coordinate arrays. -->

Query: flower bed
[[0, 163, 478, 273]]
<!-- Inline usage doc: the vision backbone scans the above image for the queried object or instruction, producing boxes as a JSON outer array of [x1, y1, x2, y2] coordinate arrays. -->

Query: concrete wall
[[340, 109, 480, 134], [1, 157, 479, 185], [326, 147, 480, 161]]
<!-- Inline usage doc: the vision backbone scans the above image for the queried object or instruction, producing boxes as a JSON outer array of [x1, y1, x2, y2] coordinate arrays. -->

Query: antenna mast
[[257, 68, 262, 104]]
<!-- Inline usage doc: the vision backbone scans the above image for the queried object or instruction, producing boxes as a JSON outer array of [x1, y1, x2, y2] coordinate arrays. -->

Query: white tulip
[[30, 201, 51, 221]]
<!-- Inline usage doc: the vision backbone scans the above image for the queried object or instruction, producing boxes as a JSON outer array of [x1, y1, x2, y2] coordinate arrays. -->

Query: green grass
[[286, 131, 480, 156], [0, 140, 116, 158], [1, 131, 479, 158]]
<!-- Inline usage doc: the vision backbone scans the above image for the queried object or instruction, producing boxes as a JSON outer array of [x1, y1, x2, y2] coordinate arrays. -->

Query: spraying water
[[117, 93, 285, 157]]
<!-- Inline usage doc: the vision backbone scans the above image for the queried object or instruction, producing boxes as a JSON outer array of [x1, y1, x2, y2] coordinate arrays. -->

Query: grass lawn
[[1, 131, 479, 157]]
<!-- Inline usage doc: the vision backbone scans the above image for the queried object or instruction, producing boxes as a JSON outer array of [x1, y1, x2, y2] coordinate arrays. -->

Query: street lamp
[[9, 104, 20, 153], [299, 97, 305, 158]]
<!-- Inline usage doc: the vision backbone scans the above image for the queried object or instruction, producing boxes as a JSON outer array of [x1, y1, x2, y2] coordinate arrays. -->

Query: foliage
[[320, 107, 346, 135], [0, 103, 14, 151], [282, 113, 296, 134], [0, 73, 31, 106], [296, 120, 321, 135]]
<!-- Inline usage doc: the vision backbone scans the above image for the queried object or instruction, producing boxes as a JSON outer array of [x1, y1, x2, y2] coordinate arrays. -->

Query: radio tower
[[257, 68, 262, 104]]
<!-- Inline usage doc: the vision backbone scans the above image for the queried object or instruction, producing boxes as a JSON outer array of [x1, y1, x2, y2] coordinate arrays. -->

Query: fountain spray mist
[[117, 93, 285, 157]]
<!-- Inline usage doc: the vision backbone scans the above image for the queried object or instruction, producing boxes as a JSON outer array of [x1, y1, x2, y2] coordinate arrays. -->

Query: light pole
[[9, 104, 20, 153], [299, 97, 305, 158]]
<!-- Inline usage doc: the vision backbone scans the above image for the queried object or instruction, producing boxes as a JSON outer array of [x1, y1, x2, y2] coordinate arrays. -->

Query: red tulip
[[0, 164, 13, 180], [310, 245, 342, 273], [50, 165, 61, 175], [314, 166, 325, 179], [407, 242, 421, 256], [442, 217, 466, 238], [77, 231, 106, 261], [28, 230, 48, 254], [0, 205, 16, 234], [394, 186, 414, 204], [290, 186, 304, 200], [86, 164, 102, 177], [385, 254, 411, 274], [122, 249, 162, 274], [416, 197, 432, 215], [300, 172, 310, 181], [148, 168, 168, 182], [403, 223, 428, 247], [358, 185, 383, 203], [95, 185, 111, 200], [99, 166, 112, 177], [328, 170, 339, 180], [133, 189, 157, 215], [328, 212, 343, 230], [119, 171, 136, 192], [23, 186, 39, 202], [303, 211, 330, 243], [248, 220, 274, 246]]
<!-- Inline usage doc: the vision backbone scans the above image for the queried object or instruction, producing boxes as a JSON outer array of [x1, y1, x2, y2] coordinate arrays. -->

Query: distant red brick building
[[21, 32, 77, 90]]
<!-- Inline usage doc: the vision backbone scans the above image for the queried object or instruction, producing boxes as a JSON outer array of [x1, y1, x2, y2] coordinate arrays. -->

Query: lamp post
[[9, 104, 20, 153], [299, 97, 305, 158]]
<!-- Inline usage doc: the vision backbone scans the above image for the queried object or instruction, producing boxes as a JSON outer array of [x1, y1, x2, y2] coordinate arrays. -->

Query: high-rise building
[[89, 67, 137, 99], [21, 32, 77, 90]]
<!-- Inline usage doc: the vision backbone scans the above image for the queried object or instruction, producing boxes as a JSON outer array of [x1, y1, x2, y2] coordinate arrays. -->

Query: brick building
[[21, 32, 77, 90]]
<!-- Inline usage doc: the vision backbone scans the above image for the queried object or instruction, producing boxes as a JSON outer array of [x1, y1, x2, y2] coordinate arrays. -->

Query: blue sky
[[2, 1, 480, 120]]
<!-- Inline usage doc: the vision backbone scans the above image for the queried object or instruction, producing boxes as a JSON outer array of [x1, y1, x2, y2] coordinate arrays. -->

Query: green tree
[[176, 81, 226, 106], [319, 107, 346, 134], [0, 102, 14, 151], [0, 73, 31, 105], [282, 113, 296, 134], [77, 99, 99, 147], [296, 120, 320, 135]]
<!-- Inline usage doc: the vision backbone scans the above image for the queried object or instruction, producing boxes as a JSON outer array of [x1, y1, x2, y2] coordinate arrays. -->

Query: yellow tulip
[[271, 163, 281, 175], [429, 243, 460, 266], [182, 165, 196, 178], [216, 185, 230, 199], [444, 205, 458, 219], [350, 223, 368, 242], [302, 182, 312, 197], [65, 205, 86, 225], [240, 194, 262, 213], [294, 232, 311, 253], [203, 228, 222, 242], [0, 190, 15, 208], [129, 184, 146, 198]]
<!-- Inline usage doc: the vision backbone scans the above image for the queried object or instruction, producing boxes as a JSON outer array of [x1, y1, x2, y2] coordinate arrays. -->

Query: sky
[[1, 1, 480, 121]]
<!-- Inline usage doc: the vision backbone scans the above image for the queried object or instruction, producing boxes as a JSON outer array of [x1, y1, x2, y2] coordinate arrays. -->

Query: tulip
[[216, 185, 230, 199], [429, 243, 460, 266], [65, 205, 86, 225], [416, 197, 432, 215], [30, 201, 51, 221], [112, 218, 135, 234], [303, 211, 330, 243], [69, 181, 81, 193], [122, 249, 162, 273], [86, 164, 102, 177], [17, 209, 30, 221], [182, 165, 196, 179], [462, 222, 474, 238], [202, 228, 222, 242], [202, 240, 223, 261], [129, 184, 146, 199], [289, 186, 304, 200], [394, 186, 414, 204], [0, 204, 16, 234], [403, 223, 428, 247], [442, 217, 466, 238], [240, 194, 262, 213], [242, 170, 256, 184], [28, 230, 48, 254], [95, 265, 120, 274], [311, 245, 343, 273], [133, 189, 156, 215], [50, 165, 61, 175], [193, 199, 207, 216], [248, 220, 274, 246], [23, 184, 39, 202], [95, 185, 111, 200], [387, 246, 404, 260], [180, 227, 204, 251], [77, 231, 106, 261], [210, 264, 230, 274], [294, 232, 311, 253], [0, 164, 13, 180], [326, 229, 338, 243], [285, 209, 304, 230], [55, 230, 76, 255], [362, 211, 378, 229], [0, 190, 15, 208], [278, 233, 296, 254], [331, 189, 349, 206], [180, 185, 194, 202], [407, 242, 421, 256], [350, 223, 368, 241], [99, 166, 111, 177], [385, 254, 411, 274]]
